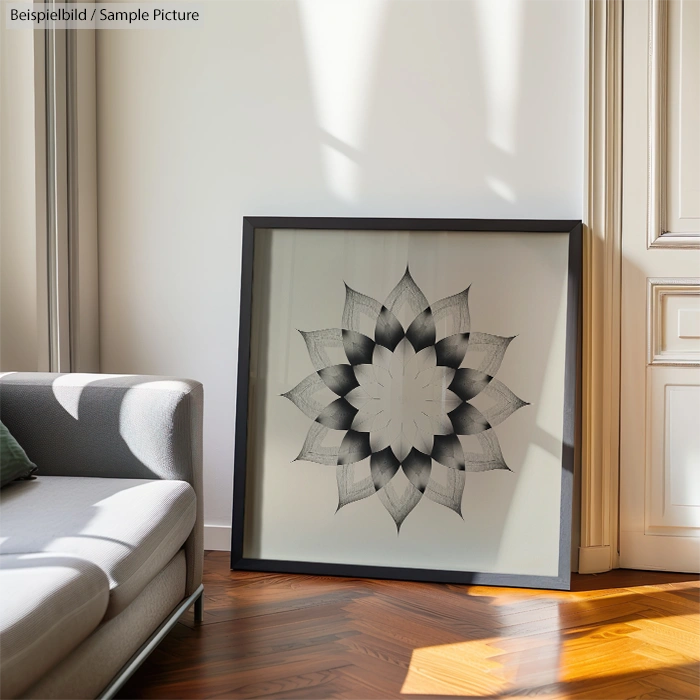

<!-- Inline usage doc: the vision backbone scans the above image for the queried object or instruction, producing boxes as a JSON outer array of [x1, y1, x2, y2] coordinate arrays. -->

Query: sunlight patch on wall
[[474, 0, 524, 155], [486, 176, 517, 203], [298, 0, 388, 202]]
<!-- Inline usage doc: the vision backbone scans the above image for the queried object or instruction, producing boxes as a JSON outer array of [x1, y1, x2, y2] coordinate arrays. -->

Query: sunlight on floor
[[401, 612, 700, 698], [401, 637, 516, 696]]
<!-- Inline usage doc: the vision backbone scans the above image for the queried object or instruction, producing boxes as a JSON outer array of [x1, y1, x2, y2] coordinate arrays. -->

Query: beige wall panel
[[0, 19, 39, 371], [95, 0, 586, 547]]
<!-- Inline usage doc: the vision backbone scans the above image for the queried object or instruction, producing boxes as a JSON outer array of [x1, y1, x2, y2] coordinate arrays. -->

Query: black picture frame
[[231, 217, 582, 590]]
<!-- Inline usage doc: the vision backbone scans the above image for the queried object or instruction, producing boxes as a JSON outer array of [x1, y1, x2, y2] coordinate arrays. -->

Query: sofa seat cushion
[[0, 476, 196, 618], [0, 553, 110, 698]]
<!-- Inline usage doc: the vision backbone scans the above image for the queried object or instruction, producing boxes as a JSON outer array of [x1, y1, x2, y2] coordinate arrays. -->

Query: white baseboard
[[578, 544, 612, 574], [203, 524, 231, 551]]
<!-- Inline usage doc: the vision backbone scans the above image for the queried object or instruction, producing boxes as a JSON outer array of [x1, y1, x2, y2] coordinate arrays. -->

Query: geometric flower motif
[[283, 267, 529, 532]]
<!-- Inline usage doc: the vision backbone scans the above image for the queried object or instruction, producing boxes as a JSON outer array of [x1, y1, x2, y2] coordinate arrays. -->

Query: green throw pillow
[[0, 421, 37, 488]]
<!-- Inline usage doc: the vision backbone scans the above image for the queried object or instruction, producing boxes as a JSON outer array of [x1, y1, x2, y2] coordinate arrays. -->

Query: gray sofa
[[0, 373, 204, 699]]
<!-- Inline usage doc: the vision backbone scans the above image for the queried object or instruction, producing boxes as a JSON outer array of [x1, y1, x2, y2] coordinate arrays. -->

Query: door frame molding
[[580, 0, 623, 574], [38, 0, 99, 372]]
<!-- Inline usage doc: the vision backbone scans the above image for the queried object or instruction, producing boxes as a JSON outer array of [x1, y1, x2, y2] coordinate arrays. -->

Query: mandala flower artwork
[[283, 268, 529, 532]]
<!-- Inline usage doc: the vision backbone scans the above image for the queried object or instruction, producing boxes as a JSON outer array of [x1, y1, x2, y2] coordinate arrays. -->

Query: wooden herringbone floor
[[117, 552, 699, 699]]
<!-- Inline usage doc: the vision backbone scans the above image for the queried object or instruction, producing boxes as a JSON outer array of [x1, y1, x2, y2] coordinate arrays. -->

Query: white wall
[[0, 21, 38, 371], [97, 0, 585, 550]]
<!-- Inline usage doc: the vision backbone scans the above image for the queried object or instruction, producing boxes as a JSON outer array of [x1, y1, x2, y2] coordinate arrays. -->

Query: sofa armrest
[[0, 372, 204, 595]]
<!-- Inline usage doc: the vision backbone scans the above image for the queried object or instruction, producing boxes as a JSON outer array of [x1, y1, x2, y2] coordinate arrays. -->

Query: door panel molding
[[580, 0, 623, 573], [647, 278, 700, 365], [647, 371, 700, 533], [647, 0, 700, 248], [647, 0, 669, 246]]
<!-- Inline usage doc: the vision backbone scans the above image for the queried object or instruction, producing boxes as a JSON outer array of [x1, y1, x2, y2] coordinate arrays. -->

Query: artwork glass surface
[[239, 224, 575, 585]]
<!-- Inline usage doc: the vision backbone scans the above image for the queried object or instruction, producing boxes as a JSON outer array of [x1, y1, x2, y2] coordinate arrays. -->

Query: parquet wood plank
[[205, 667, 351, 700], [349, 614, 468, 649], [336, 632, 412, 669], [562, 677, 668, 700], [493, 604, 651, 638], [188, 616, 356, 652], [344, 587, 501, 632], [117, 553, 700, 700], [126, 655, 354, 700], [627, 618, 700, 659], [342, 598, 471, 645], [642, 671, 700, 698], [474, 619, 652, 667]]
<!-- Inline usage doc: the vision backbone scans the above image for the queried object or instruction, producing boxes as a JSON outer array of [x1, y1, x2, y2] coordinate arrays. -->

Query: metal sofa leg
[[194, 590, 204, 623], [98, 584, 204, 699]]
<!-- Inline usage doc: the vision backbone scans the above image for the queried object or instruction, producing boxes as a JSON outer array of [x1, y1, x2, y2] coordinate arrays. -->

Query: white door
[[620, 0, 700, 572]]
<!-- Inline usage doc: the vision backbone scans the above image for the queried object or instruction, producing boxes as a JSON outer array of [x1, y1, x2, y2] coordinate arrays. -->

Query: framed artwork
[[231, 218, 581, 590]]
